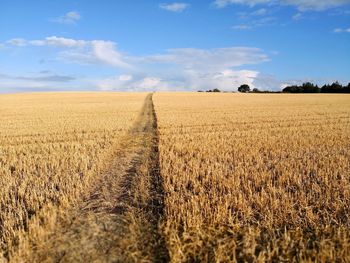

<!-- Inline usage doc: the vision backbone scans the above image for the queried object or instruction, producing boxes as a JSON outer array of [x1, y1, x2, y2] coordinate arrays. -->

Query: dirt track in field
[[23, 93, 169, 262]]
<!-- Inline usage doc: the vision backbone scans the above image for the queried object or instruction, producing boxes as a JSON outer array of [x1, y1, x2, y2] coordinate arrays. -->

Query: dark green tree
[[321, 82, 343, 93], [302, 82, 320, 93], [238, 84, 251, 93], [283, 85, 302, 93], [345, 83, 350, 93]]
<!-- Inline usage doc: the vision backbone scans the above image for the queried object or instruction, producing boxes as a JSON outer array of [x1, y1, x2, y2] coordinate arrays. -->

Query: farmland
[[154, 93, 350, 262], [0, 92, 148, 261], [0, 92, 350, 262]]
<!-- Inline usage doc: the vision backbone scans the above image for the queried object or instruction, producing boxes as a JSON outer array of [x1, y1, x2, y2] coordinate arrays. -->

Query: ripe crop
[[1, 92, 350, 262], [0, 92, 147, 259], [154, 93, 350, 262]]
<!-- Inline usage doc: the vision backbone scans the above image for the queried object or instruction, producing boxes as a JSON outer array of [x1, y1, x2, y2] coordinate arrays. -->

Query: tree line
[[282, 82, 350, 93], [198, 82, 350, 93]]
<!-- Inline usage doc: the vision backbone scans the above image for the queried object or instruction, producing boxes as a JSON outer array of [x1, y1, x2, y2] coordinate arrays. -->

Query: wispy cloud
[[89, 41, 131, 68], [32, 36, 87, 48], [232, 24, 252, 30], [214, 0, 350, 11], [95, 75, 172, 91], [234, 7, 276, 29], [94, 47, 269, 91], [6, 36, 131, 68], [6, 38, 27, 46], [51, 11, 81, 24], [251, 8, 268, 15], [285, 0, 350, 11], [0, 71, 80, 93], [159, 2, 189, 12], [233, 16, 277, 29], [7, 36, 86, 48], [215, 0, 271, 8], [141, 47, 269, 70], [3, 36, 271, 91], [0, 71, 76, 82], [334, 27, 350, 33], [292, 12, 303, 20], [16, 75, 76, 82]]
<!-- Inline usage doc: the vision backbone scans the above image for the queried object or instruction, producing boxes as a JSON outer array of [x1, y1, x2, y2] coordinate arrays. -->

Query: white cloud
[[137, 77, 164, 89], [334, 27, 350, 32], [52, 11, 81, 24], [119, 74, 133, 81], [253, 16, 276, 26], [292, 12, 303, 19], [94, 46, 273, 91], [0, 71, 76, 82], [90, 40, 131, 68], [6, 36, 131, 68], [5, 37, 268, 70], [215, 0, 270, 8], [252, 8, 268, 15], [143, 47, 269, 70], [0, 71, 83, 93], [95, 74, 133, 91], [283, 0, 350, 11], [95, 75, 172, 91], [4, 36, 271, 91], [232, 24, 252, 30], [184, 69, 259, 90], [7, 36, 86, 48], [235, 9, 276, 29], [214, 0, 350, 11], [6, 38, 27, 46], [159, 2, 189, 12], [31, 36, 87, 48], [94, 69, 264, 92]]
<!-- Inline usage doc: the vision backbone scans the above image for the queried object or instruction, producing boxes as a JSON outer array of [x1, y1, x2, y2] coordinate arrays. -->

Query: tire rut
[[22, 93, 169, 263]]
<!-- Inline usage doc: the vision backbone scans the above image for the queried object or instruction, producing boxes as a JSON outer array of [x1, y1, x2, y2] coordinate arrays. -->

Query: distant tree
[[205, 88, 221, 92], [252, 88, 261, 93], [345, 83, 350, 93], [283, 85, 302, 93], [302, 82, 320, 93], [232, 81, 349, 93], [283, 82, 319, 93], [238, 84, 251, 93], [320, 84, 331, 93], [330, 81, 343, 93], [321, 82, 343, 93]]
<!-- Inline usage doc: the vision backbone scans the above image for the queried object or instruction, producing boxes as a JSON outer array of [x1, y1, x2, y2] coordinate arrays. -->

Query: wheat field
[[154, 93, 350, 262], [1, 92, 350, 262], [0, 92, 147, 260]]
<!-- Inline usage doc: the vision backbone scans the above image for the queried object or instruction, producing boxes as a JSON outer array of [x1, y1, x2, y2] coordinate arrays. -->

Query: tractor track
[[16, 93, 169, 262]]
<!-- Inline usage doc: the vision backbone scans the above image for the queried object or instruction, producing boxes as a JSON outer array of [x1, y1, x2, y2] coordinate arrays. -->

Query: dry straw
[[154, 93, 350, 262]]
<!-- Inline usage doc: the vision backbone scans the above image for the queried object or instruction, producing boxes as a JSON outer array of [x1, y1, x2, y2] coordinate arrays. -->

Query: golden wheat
[[154, 93, 350, 262], [2, 92, 350, 262], [0, 92, 147, 259]]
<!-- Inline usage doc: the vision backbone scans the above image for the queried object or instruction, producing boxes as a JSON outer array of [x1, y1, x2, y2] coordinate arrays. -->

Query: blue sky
[[0, 0, 349, 92]]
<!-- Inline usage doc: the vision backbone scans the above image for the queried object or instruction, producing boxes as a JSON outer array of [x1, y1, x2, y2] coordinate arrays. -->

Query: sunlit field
[[2, 0, 350, 261], [1, 92, 350, 262], [154, 93, 350, 262], [0, 92, 147, 259]]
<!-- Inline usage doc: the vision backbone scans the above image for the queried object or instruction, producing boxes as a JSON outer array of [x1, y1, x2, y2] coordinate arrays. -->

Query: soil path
[[28, 93, 169, 262]]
